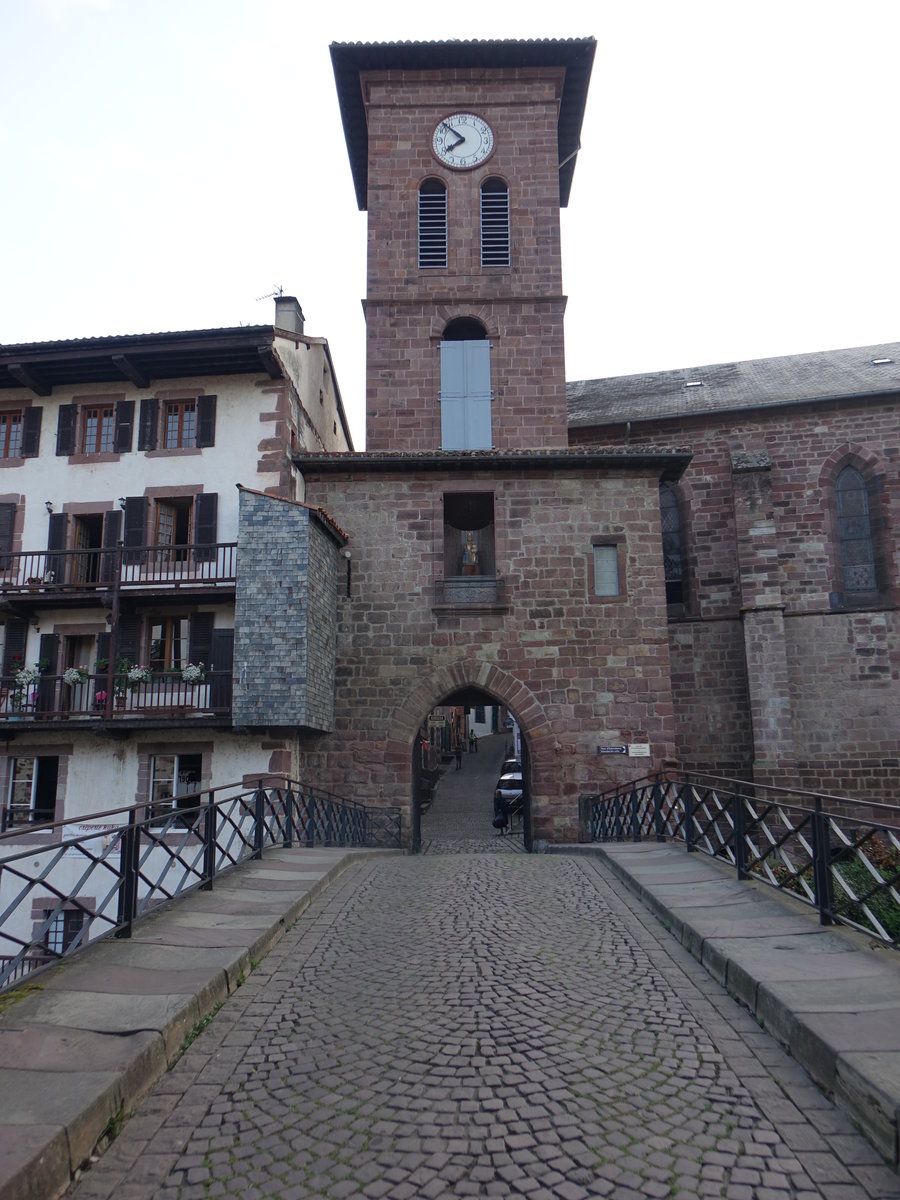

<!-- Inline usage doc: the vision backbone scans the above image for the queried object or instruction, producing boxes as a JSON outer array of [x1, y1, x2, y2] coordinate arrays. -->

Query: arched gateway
[[387, 661, 553, 853]]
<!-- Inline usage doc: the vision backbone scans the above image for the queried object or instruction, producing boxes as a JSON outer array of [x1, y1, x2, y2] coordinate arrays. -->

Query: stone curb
[[0, 847, 392, 1200], [554, 842, 900, 1166]]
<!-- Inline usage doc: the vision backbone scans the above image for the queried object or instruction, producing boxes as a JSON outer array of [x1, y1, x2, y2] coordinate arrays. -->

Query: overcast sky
[[2, 0, 897, 446]]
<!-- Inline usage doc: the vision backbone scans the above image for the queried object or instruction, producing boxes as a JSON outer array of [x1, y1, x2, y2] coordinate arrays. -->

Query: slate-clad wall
[[234, 490, 338, 731]]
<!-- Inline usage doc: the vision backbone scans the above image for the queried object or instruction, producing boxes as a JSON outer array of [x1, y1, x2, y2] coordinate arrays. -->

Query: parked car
[[500, 757, 521, 776], [493, 771, 524, 828]]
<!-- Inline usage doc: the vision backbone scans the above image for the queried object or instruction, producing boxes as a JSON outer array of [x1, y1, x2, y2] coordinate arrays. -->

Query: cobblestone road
[[68, 851, 900, 1200]]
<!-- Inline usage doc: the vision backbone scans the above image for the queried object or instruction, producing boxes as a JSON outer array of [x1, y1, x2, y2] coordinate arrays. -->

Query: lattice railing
[[582, 773, 900, 946], [0, 779, 402, 993]]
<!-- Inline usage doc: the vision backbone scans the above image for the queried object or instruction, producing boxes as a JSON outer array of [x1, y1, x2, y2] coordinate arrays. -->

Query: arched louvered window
[[481, 177, 509, 267], [836, 466, 877, 592], [418, 179, 447, 269], [659, 484, 685, 609]]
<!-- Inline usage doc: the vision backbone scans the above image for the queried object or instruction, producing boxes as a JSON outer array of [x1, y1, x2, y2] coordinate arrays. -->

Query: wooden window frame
[[81, 406, 115, 455], [0, 411, 24, 459]]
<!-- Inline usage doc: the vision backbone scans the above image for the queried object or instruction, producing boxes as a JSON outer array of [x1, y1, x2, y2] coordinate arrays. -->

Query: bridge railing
[[0, 778, 402, 993], [582, 772, 900, 947]]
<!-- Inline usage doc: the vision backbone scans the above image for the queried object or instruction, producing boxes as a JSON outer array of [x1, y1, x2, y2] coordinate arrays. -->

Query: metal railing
[[0, 669, 231, 726], [0, 542, 237, 594], [583, 772, 900, 947], [0, 778, 403, 992]]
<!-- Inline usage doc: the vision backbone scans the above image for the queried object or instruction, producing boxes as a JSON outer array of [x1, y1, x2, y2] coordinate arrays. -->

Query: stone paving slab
[[0, 847, 382, 1200], [581, 841, 900, 1167]]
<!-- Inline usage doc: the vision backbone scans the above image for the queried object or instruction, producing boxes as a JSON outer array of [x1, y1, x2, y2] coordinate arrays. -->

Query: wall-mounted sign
[[628, 743, 651, 758], [597, 745, 627, 755]]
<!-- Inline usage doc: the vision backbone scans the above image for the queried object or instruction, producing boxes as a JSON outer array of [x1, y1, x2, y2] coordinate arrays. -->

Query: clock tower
[[331, 39, 596, 453]]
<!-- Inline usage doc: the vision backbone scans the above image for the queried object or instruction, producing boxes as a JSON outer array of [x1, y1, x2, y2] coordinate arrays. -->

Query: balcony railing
[[0, 670, 232, 728], [0, 542, 237, 595]]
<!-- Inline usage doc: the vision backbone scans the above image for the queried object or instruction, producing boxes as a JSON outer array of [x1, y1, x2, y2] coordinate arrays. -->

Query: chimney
[[274, 295, 305, 336]]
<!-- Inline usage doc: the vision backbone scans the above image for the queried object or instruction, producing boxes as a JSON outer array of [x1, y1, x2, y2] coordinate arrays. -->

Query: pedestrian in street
[[469, 730, 478, 753], [455, 744, 462, 770]]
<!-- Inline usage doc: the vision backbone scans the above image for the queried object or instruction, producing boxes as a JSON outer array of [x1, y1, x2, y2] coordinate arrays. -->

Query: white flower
[[127, 666, 151, 685], [63, 667, 86, 686], [182, 662, 205, 684], [15, 666, 41, 687]]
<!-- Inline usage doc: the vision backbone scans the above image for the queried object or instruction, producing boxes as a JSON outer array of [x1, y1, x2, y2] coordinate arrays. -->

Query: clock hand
[[442, 121, 466, 151]]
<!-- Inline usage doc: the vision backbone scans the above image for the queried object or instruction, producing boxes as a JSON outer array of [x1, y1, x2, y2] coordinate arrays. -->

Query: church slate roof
[[567, 342, 900, 428]]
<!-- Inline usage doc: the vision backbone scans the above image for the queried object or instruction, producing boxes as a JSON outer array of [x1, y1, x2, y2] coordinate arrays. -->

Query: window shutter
[[193, 493, 217, 561], [0, 502, 16, 569], [440, 342, 467, 450], [21, 407, 42, 457], [95, 631, 111, 666], [116, 614, 141, 665], [189, 612, 215, 668], [209, 627, 234, 710], [2, 619, 28, 681], [46, 512, 68, 585], [101, 510, 122, 582], [36, 632, 59, 713], [463, 341, 492, 450], [137, 398, 158, 450], [114, 400, 135, 453], [56, 405, 76, 456], [122, 496, 147, 566], [481, 178, 510, 267], [196, 395, 216, 448]]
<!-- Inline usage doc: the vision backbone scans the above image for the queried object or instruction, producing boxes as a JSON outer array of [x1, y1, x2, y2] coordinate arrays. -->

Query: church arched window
[[660, 483, 686, 611], [836, 466, 877, 593]]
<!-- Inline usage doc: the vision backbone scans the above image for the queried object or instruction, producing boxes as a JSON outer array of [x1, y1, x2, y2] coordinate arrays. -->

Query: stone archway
[[385, 660, 554, 852]]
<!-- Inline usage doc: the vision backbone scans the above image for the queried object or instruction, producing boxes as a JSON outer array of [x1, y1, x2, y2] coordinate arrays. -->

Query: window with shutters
[[418, 179, 448, 269], [138, 395, 215, 452], [0, 412, 23, 459], [480, 178, 510, 267], [440, 319, 491, 450], [56, 400, 133, 458]]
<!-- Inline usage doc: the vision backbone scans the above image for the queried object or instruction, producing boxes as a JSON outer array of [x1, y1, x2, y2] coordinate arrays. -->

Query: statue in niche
[[461, 530, 480, 575]]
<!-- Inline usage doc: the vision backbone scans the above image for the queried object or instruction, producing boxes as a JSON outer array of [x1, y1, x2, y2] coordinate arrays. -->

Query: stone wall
[[302, 465, 677, 842], [571, 397, 900, 799]]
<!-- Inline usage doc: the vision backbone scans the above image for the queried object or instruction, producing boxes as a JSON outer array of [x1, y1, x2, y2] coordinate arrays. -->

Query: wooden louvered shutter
[[114, 400, 135, 453], [189, 612, 214, 670], [193, 493, 217, 562], [56, 405, 76, 456], [46, 513, 68, 586], [209, 628, 234, 710], [2, 619, 28, 684], [196, 395, 216, 448], [21, 407, 42, 457], [36, 632, 59, 713], [101, 510, 122, 583], [122, 497, 147, 566], [115, 614, 142, 666], [0, 502, 15, 570], [137, 398, 158, 450]]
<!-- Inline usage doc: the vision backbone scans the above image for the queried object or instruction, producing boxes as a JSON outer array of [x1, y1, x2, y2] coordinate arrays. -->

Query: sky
[[1, 0, 898, 447]]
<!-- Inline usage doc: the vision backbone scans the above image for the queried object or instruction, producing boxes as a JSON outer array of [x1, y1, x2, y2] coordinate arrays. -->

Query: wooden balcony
[[0, 670, 232, 728], [0, 542, 237, 609]]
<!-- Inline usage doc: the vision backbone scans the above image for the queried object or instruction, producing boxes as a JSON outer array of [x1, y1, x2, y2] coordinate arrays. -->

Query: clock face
[[432, 113, 494, 170]]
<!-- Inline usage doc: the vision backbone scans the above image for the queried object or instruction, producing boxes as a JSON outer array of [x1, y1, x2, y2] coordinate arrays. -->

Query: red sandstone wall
[[361, 69, 569, 453], [572, 398, 900, 799], [302, 467, 677, 843]]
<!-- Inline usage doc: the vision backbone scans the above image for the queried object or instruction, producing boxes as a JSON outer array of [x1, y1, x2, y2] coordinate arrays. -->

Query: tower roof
[[330, 38, 596, 210]]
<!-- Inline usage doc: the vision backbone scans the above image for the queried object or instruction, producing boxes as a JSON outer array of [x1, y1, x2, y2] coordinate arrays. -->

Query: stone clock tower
[[330, 39, 596, 453], [299, 40, 685, 848]]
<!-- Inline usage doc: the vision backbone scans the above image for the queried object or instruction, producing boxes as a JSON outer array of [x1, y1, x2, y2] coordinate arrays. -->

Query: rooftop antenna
[[256, 285, 284, 302]]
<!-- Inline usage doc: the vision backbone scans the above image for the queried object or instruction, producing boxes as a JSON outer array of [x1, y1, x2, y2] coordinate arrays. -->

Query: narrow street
[[421, 733, 524, 853]]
